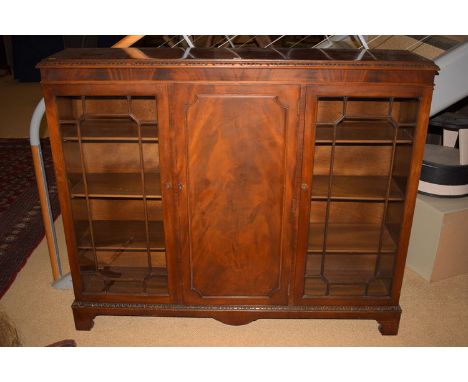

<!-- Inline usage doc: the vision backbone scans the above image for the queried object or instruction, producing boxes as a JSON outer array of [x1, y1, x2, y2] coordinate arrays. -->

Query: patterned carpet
[[0, 138, 60, 298]]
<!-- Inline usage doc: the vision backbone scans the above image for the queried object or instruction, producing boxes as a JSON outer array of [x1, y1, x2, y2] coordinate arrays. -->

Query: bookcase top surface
[[38, 47, 438, 70]]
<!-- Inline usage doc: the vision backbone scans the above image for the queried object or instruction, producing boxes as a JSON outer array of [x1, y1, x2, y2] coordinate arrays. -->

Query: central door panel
[[172, 84, 300, 305]]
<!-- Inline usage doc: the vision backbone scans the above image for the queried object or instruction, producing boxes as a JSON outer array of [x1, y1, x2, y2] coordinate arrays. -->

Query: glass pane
[[63, 142, 160, 199], [80, 250, 167, 295], [85, 96, 128, 115], [57, 96, 83, 120], [305, 97, 419, 298], [57, 96, 168, 296]]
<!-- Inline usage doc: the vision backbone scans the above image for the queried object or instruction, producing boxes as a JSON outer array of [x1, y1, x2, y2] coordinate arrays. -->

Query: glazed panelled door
[[54, 93, 175, 302], [296, 91, 420, 302], [172, 84, 301, 305]]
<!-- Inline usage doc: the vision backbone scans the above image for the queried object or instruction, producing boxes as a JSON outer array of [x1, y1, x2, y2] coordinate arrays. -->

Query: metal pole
[[182, 35, 195, 48], [357, 35, 369, 49], [30, 98, 62, 280]]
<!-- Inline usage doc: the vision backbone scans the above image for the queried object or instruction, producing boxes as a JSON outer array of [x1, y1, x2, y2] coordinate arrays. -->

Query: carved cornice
[[73, 300, 401, 313], [38, 59, 438, 71]]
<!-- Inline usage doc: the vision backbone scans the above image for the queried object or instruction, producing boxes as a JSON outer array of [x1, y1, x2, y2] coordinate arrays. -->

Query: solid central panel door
[[172, 84, 301, 305]]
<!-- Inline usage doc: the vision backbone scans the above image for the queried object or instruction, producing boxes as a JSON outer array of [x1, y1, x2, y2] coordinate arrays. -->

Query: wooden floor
[[0, 76, 46, 138]]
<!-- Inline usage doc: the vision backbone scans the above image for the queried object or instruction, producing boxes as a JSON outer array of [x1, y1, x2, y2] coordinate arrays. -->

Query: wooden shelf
[[77, 220, 165, 251], [70, 172, 162, 199], [96, 266, 167, 280], [81, 267, 168, 295], [61, 118, 158, 142], [308, 223, 396, 253], [304, 276, 391, 297], [305, 277, 370, 297], [306, 253, 377, 281], [78, 248, 166, 269], [316, 120, 414, 144], [311, 175, 405, 201]]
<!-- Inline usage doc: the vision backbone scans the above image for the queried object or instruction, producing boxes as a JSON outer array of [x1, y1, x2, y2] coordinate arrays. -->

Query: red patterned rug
[[0, 138, 60, 299]]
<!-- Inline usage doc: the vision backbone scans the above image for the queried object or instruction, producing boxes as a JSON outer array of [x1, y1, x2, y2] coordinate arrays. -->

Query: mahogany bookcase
[[38, 48, 437, 334]]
